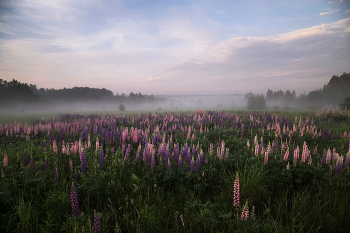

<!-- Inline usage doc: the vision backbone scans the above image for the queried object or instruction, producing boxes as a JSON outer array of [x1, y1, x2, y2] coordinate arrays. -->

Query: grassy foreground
[[1, 108, 350, 232]]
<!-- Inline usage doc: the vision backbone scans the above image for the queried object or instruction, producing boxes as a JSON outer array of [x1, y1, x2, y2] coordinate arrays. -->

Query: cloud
[[346, 9, 350, 13], [320, 9, 340, 15], [158, 18, 350, 94]]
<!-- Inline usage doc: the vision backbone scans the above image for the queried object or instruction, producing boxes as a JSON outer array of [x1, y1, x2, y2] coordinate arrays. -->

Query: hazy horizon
[[1, 0, 349, 96]]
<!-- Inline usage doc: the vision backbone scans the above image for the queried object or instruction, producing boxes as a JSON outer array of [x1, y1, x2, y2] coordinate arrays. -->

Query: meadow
[[1, 106, 350, 232]]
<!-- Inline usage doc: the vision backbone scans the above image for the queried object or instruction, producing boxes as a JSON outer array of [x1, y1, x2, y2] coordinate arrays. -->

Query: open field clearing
[[1, 107, 350, 232]]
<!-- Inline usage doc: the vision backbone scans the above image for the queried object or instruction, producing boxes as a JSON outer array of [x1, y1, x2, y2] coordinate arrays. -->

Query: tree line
[[246, 72, 350, 110], [0, 79, 166, 110]]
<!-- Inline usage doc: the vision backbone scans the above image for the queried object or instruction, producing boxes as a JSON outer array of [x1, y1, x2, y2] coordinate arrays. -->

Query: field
[[1, 107, 350, 232]]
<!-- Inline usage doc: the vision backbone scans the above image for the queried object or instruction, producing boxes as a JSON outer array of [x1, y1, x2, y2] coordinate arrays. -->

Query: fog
[[0, 95, 248, 114]]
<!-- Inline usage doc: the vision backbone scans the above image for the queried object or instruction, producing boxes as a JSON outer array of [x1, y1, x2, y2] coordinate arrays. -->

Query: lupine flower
[[189, 156, 194, 174], [39, 160, 44, 171], [1, 169, 4, 178], [283, 149, 289, 161], [167, 158, 171, 174], [44, 157, 49, 168], [233, 173, 240, 206], [111, 147, 114, 153], [151, 153, 155, 171], [73, 168, 78, 180], [264, 151, 269, 165], [55, 163, 60, 183], [250, 206, 256, 219], [99, 149, 104, 170], [241, 200, 249, 221], [225, 148, 229, 160], [247, 140, 250, 147], [81, 150, 87, 175], [94, 209, 101, 233], [30, 156, 35, 170], [287, 162, 290, 170], [3, 152, 8, 167], [23, 151, 28, 166], [70, 182, 79, 217], [335, 157, 343, 176], [143, 149, 147, 165], [178, 155, 182, 169], [69, 160, 73, 172]]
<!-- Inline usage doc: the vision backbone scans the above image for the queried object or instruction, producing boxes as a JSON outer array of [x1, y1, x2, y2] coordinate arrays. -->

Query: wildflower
[[151, 153, 155, 171], [287, 162, 290, 170], [167, 158, 171, 174], [233, 173, 240, 206], [241, 201, 249, 221], [99, 149, 104, 171], [73, 168, 78, 180], [69, 160, 73, 172], [264, 151, 268, 165], [335, 157, 343, 176], [39, 160, 44, 171], [44, 157, 49, 168], [70, 182, 79, 217], [250, 206, 256, 219], [30, 156, 35, 170], [93, 209, 101, 233], [189, 156, 194, 174], [247, 140, 250, 147], [283, 149, 289, 161], [81, 150, 87, 175], [55, 163, 60, 183], [225, 148, 229, 160], [3, 152, 8, 167], [178, 155, 182, 169], [1, 169, 4, 178], [23, 151, 28, 166]]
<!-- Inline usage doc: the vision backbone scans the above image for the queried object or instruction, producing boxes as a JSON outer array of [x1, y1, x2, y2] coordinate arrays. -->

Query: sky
[[0, 0, 349, 96]]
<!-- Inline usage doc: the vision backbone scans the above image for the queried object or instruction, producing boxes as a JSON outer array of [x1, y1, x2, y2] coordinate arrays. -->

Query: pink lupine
[[283, 149, 289, 161], [264, 151, 268, 165], [233, 173, 240, 207], [241, 201, 249, 221], [247, 140, 250, 147], [3, 152, 8, 167], [255, 144, 259, 156], [69, 160, 73, 172]]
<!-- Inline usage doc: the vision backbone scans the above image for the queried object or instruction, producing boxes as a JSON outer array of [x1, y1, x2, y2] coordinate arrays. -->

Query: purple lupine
[[233, 173, 240, 206], [94, 209, 101, 233], [186, 149, 191, 164], [23, 151, 28, 166], [55, 163, 59, 183], [335, 158, 343, 176], [143, 149, 147, 165], [344, 154, 349, 169], [30, 156, 35, 170], [39, 160, 44, 171], [81, 149, 87, 175], [167, 158, 171, 174], [99, 149, 104, 170], [189, 156, 194, 174], [151, 153, 155, 171], [70, 182, 79, 217], [44, 157, 49, 168], [73, 168, 78, 180], [178, 155, 182, 169], [195, 156, 200, 172]]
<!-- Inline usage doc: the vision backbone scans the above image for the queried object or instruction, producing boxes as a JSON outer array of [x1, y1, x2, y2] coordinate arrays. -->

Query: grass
[[0, 109, 349, 232]]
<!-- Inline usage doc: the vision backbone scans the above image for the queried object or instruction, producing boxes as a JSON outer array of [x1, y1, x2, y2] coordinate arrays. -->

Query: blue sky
[[0, 0, 349, 95]]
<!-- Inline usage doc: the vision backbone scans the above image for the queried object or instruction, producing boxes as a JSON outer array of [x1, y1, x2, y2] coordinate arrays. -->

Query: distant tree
[[339, 96, 350, 110], [266, 89, 274, 101], [245, 92, 254, 100], [247, 94, 266, 110], [118, 103, 126, 111]]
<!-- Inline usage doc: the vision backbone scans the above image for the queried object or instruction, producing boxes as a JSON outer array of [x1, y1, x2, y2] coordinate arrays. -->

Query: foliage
[[118, 103, 126, 111], [247, 94, 266, 110], [0, 108, 350, 232]]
